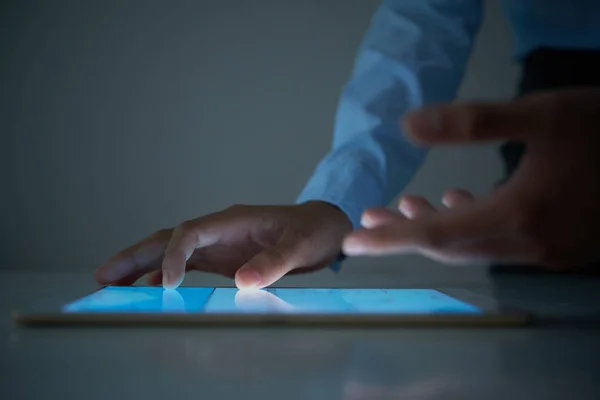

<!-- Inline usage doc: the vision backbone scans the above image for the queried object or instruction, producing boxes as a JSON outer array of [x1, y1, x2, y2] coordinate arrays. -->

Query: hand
[[343, 88, 600, 270], [95, 202, 352, 289]]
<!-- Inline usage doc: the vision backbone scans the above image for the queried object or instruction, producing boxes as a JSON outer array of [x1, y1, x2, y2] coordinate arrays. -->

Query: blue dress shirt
[[297, 0, 600, 233]]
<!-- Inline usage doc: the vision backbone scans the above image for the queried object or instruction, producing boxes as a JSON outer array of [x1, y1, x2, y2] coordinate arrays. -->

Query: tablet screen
[[62, 287, 482, 315]]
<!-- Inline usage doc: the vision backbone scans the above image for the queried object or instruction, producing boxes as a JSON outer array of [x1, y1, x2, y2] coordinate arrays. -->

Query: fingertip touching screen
[[62, 287, 482, 315]]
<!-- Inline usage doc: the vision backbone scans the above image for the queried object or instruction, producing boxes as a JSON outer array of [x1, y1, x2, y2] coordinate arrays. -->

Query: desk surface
[[3, 266, 600, 400]]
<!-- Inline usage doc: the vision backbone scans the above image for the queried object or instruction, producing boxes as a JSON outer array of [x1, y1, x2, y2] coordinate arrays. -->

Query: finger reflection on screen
[[234, 289, 295, 312], [162, 289, 186, 312]]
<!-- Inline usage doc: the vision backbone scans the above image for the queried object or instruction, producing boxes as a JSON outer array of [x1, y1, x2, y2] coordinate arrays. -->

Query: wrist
[[301, 201, 353, 231]]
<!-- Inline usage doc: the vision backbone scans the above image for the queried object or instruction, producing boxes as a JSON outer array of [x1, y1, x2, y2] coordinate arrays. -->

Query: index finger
[[401, 100, 542, 146], [161, 219, 220, 289], [399, 87, 600, 146], [95, 229, 172, 284], [161, 211, 261, 289]]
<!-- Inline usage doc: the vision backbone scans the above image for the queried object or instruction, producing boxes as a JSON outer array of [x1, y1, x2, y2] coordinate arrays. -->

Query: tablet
[[13, 286, 531, 327]]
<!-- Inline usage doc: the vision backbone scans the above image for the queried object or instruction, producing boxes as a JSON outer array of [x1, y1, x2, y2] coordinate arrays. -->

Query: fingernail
[[360, 213, 373, 228], [398, 200, 413, 216], [236, 269, 262, 289], [404, 110, 441, 138], [162, 271, 180, 289], [343, 238, 364, 255]]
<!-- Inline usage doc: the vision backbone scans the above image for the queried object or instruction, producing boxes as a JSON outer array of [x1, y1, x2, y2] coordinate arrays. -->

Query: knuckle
[[292, 228, 314, 247], [157, 228, 172, 236], [150, 228, 171, 240], [177, 221, 194, 234], [114, 250, 131, 262], [286, 230, 315, 256], [261, 248, 289, 275], [175, 220, 199, 241], [266, 247, 287, 265], [226, 204, 248, 213], [163, 247, 186, 263], [400, 194, 419, 202]]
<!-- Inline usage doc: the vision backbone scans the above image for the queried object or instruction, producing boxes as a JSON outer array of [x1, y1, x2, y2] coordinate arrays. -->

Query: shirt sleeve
[[296, 0, 484, 229]]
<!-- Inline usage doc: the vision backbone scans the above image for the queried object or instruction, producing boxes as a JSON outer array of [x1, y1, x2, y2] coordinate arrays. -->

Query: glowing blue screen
[[62, 287, 481, 314]]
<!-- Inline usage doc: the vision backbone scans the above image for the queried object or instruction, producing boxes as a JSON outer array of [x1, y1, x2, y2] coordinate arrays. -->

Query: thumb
[[234, 239, 304, 290]]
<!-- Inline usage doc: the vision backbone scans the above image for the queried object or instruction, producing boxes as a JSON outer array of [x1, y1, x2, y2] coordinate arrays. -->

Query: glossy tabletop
[[2, 265, 600, 400]]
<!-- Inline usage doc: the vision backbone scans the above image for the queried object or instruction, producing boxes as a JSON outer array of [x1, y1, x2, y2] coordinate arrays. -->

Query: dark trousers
[[493, 48, 600, 274]]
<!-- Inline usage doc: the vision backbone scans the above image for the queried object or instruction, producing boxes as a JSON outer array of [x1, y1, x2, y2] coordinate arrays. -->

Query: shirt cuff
[[296, 149, 389, 230]]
